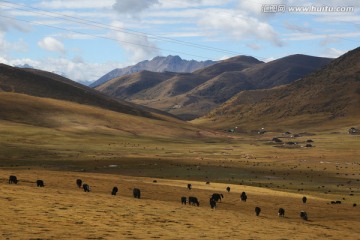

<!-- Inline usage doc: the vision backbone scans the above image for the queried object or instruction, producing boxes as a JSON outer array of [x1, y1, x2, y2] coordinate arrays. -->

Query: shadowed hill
[[96, 54, 332, 120], [196, 47, 360, 130], [95, 55, 264, 119], [96, 71, 179, 100], [0, 92, 217, 140], [0, 64, 175, 120], [193, 55, 263, 77]]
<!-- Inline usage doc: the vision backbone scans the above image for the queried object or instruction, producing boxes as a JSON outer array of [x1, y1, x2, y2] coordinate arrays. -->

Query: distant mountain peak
[[95, 53, 333, 120], [89, 55, 217, 88], [15, 64, 34, 69]]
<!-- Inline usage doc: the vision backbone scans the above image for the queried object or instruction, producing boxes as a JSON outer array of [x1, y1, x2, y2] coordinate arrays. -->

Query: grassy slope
[[0, 64, 170, 120], [95, 55, 331, 120], [1, 92, 359, 200], [1, 78, 359, 238], [1, 168, 359, 240], [195, 48, 360, 130]]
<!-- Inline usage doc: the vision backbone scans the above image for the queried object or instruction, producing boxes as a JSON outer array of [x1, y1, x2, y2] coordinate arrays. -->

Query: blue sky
[[0, 0, 359, 83]]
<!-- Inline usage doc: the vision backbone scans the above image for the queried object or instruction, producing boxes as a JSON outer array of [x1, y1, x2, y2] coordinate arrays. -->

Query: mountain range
[[95, 54, 332, 120], [196, 47, 360, 130], [1, 47, 359, 132], [90, 55, 216, 88]]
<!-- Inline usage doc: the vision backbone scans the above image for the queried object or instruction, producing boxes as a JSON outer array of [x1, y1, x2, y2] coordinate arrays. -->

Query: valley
[[0, 47, 359, 240]]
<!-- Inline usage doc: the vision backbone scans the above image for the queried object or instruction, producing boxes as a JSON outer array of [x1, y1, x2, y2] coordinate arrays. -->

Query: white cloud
[[284, 31, 360, 41], [315, 15, 360, 23], [0, 7, 30, 32], [320, 36, 340, 46], [113, 0, 159, 16], [0, 32, 28, 54], [38, 37, 66, 54], [219, 55, 230, 61], [111, 21, 160, 63], [0, 56, 9, 64], [247, 43, 261, 50], [37, 0, 115, 9], [197, 9, 283, 46], [264, 57, 276, 62], [321, 48, 346, 58], [1, 56, 123, 83], [158, 0, 228, 9], [283, 22, 312, 33]]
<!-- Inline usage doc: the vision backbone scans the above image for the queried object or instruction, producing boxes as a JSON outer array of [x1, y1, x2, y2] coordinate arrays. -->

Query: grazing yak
[[210, 198, 216, 209], [36, 180, 45, 187], [353, 203, 357, 207], [111, 187, 118, 196], [226, 186, 230, 193], [189, 196, 199, 206], [76, 179, 82, 188], [240, 192, 247, 202], [133, 188, 141, 199], [255, 207, 261, 216], [9, 175, 18, 184], [211, 193, 224, 202], [187, 184, 192, 190], [300, 211, 308, 221], [302, 196, 307, 203], [278, 208, 285, 217], [181, 197, 187, 205], [83, 184, 91, 192]]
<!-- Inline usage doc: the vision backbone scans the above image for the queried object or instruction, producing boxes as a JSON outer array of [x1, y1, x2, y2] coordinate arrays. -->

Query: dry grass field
[[0, 92, 359, 239], [1, 119, 359, 239], [1, 168, 359, 240]]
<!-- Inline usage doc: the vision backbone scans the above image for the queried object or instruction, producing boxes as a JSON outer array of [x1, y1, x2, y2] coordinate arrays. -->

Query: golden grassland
[[1, 168, 359, 240], [0, 92, 359, 239], [1, 119, 359, 239]]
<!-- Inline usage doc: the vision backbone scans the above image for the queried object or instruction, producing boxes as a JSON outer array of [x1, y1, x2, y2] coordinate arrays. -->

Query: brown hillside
[[0, 64, 175, 120], [96, 55, 331, 120], [0, 92, 216, 140], [196, 47, 360, 130], [193, 55, 263, 77]]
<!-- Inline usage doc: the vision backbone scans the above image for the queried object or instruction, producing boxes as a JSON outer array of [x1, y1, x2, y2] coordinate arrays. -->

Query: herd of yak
[[8, 175, 356, 221]]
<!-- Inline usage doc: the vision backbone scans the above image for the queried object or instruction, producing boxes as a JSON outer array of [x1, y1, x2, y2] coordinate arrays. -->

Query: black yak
[[181, 197, 187, 205], [302, 196, 307, 203], [189, 196, 199, 206], [9, 175, 18, 184], [83, 184, 90, 192], [300, 211, 308, 221], [226, 186, 230, 193], [255, 207, 261, 216], [210, 198, 216, 209], [111, 187, 118, 196], [278, 208, 285, 217], [211, 193, 223, 202], [36, 180, 45, 187], [133, 188, 141, 199], [76, 179, 82, 188], [240, 192, 247, 202]]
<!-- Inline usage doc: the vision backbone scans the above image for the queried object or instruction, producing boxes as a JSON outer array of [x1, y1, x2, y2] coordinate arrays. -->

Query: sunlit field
[[1, 118, 359, 239]]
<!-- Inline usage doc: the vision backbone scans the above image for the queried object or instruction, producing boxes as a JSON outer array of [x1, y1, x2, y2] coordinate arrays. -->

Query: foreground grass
[[0, 168, 359, 240]]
